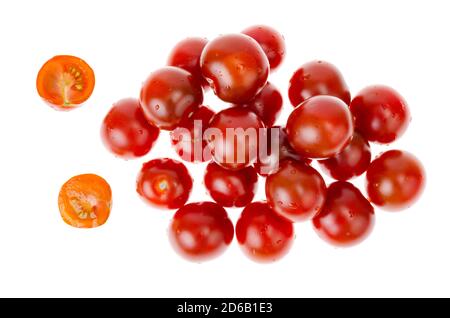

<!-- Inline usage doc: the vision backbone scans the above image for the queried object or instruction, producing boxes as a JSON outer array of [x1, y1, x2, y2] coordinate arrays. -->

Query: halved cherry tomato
[[58, 174, 112, 228], [36, 55, 95, 110]]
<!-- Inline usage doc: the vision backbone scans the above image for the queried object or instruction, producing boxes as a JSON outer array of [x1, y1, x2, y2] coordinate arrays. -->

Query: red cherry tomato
[[36, 55, 95, 110], [350, 85, 410, 144], [366, 150, 425, 211], [204, 161, 258, 207], [242, 25, 286, 70], [139, 66, 203, 130], [101, 98, 160, 159], [236, 202, 294, 262], [286, 96, 354, 159], [169, 202, 234, 262], [170, 105, 215, 162], [136, 158, 193, 209], [313, 181, 375, 247], [288, 60, 350, 107], [167, 37, 209, 89], [237, 82, 283, 127], [206, 107, 265, 170], [318, 132, 371, 181], [254, 126, 311, 176], [200, 34, 269, 103], [266, 159, 326, 222]]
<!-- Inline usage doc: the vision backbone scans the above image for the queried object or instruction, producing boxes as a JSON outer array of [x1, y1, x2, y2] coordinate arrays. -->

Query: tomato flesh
[[36, 55, 95, 110], [58, 174, 112, 228]]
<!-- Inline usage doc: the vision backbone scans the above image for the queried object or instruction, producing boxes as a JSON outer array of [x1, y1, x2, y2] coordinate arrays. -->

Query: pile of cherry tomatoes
[[37, 25, 425, 263]]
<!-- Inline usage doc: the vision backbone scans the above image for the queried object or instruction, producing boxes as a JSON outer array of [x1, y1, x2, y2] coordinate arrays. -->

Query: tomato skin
[[350, 85, 410, 144], [286, 96, 354, 159], [36, 55, 95, 110], [58, 174, 112, 228], [167, 37, 209, 88], [313, 181, 375, 247], [242, 25, 286, 70], [136, 158, 193, 209], [169, 202, 234, 262], [318, 132, 371, 181], [254, 126, 311, 176], [139, 66, 203, 130], [170, 105, 215, 162], [206, 107, 265, 170], [266, 159, 326, 222], [366, 150, 425, 211], [288, 60, 350, 107], [101, 98, 160, 159], [237, 82, 283, 127], [236, 202, 294, 263], [200, 34, 269, 103], [204, 161, 258, 208]]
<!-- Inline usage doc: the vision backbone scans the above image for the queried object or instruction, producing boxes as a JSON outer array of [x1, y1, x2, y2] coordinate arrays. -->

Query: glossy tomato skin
[[254, 126, 311, 176], [101, 98, 160, 159], [200, 34, 269, 103], [237, 82, 283, 127], [169, 202, 234, 262], [36, 55, 95, 110], [318, 132, 371, 181], [266, 159, 326, 222], [286, 95, 354, 159], [206, 107, 265, 170], [204, 161, 258, 207], [350, 85, 410, 144], [139, 66, 203, 130], [288, 60, 350, 107], [136, 158, 193, 209], [236, 202, 294, 263], [167, 37, 209, 88], [242, 25, 286, 70], [366, 150, 425, 211], [170, 105, 215, 162], [58, 174, 112, 228], [313, 182, 375, 247]]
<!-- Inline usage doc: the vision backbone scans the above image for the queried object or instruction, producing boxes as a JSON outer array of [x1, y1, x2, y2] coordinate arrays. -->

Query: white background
[[0, 0, 448, 297]]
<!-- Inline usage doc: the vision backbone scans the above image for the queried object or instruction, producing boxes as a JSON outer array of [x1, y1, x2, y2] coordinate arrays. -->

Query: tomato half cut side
[[58, 174, 112, 228], [36, 55, 95, 110]]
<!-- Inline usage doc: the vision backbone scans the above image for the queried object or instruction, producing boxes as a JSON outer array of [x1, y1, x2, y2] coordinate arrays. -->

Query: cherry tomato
[[36, 55, 95, 110], [169, 202, 234, 262], [237, 82, 283, 127], [139, 66, 203, 130], [286, 95, 354, 159], [136, 158, 193, 209], [101, 98, 160, 159], [350, 85, 410, 144], [206, 106, 265, 170], [318, 132, 371, 181], [242, 25, 286, 70], [366, 150, 425, 211], [288, 60, 350, 107], [266, 159, 326, 222], [254, 126, 311, 176], [236, 201, 294, 262], [313, 181, 375, 247], [170, 105, 215, 162], [200, 34, 269, 103], [58, 174, 112, 228], [204, 161, 258, 207], [167, 37, 209, 89]]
